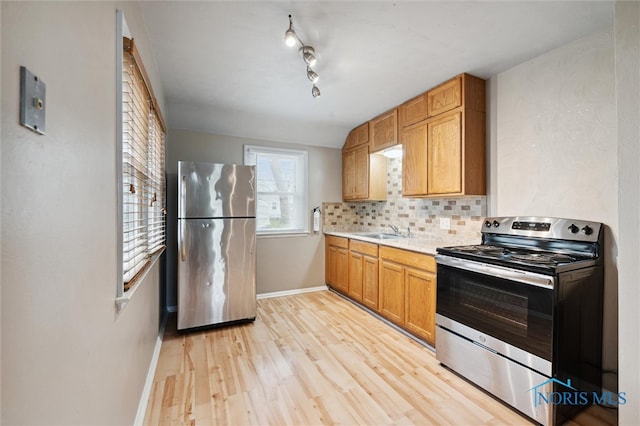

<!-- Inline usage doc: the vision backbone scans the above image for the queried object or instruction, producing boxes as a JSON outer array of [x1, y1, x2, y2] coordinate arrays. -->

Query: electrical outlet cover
[[20, 66, 46, 135], [440, 217, 451, 230]]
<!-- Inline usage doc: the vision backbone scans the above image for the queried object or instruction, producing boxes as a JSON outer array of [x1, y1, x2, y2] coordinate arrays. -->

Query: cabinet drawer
[[379, 246, 436, 272], [326, 235, 349, 249], [349, 239, 378, 257], [427, 76, 462, 117]]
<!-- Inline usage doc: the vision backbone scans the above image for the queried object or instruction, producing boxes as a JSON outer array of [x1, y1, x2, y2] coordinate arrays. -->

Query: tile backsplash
[[323, 156, 487, 243]]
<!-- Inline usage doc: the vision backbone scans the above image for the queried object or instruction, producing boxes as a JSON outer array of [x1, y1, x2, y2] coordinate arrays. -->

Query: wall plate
[[20, 66, 46, 135]]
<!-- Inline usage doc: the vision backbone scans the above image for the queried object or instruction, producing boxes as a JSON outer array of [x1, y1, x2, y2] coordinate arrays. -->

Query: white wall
[[165, 129, 342, 307], [488, 30, 619, 391], [615, 1, 640, 424], [1, 2, 164, 424]]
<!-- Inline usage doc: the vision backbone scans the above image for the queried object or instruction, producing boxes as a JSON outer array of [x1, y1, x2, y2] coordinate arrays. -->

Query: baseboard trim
[[257, 285, 328, 300], [133, 312, 167, 426]]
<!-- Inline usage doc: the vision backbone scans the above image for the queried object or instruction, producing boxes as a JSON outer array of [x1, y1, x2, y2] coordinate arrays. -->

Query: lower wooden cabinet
[[379, 246, 437, 346], [348, 240, 379, 307], [325, 236, 437, 346], [325, 236, 349, 295], [379, 259, 405, 324], [404, 266, 437, 343]]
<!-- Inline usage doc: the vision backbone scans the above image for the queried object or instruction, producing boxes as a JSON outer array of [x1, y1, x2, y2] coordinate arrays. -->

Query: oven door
[[436, 255, 554, 363]]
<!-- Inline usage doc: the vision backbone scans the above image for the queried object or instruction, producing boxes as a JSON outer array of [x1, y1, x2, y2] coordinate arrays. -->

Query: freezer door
[[177, 218, 256, 330], [178, 161, 255, 219]]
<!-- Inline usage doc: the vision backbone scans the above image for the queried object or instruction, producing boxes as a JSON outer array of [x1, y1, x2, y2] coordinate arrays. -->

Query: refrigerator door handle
[[179, 175, 186, 218], [179, 220, 186, 262]]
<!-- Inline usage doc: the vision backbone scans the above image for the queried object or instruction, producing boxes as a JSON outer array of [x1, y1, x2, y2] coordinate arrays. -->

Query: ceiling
[[140, 1, 613, 149]]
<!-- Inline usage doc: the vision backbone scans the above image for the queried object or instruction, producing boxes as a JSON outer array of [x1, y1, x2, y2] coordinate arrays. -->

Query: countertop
[[324, 230, 475, 256]]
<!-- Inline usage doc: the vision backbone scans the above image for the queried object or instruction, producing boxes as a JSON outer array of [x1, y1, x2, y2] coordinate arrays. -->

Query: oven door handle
[[435, 255, 555, 289]]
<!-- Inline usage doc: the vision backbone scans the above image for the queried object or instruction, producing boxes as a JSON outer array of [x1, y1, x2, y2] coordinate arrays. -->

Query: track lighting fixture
[[284, 15, 321, 98], [306, 67, 319, 84]]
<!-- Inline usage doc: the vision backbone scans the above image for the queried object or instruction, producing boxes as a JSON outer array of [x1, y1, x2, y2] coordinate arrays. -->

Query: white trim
[[133, 312, 167, 426], [115, 248, 165, 313], [257, 285, 328, 300]]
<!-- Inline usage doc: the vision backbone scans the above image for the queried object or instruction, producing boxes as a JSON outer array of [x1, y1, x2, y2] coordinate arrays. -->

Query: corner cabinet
[[370, 108, 398, 153], [401, 73, 486, 197]]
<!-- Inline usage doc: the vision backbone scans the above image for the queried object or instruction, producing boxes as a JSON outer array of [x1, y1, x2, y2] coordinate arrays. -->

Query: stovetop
[[436, 244, 596, 274], [436, 216, 603, 275]]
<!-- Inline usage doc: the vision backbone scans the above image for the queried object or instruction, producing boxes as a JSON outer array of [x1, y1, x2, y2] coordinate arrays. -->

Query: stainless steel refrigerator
[[177, 161, 256, 331]]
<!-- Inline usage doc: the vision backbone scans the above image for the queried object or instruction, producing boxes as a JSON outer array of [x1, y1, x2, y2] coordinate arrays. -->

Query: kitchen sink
[[358, 232, 406, 240]]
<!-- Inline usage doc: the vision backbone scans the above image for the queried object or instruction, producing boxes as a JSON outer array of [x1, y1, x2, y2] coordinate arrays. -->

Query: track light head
[[301, 46, 317, 67], [312, 85, 321, 98], [284, 15, 298, 47], [306, 67, 319, 84]]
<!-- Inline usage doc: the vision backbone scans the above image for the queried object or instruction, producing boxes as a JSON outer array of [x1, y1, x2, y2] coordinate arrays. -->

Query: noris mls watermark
[[528, 378, 627, 407]]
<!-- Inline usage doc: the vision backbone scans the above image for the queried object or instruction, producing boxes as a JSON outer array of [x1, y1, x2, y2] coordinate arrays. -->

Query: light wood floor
[[144, 290, 616, 425]]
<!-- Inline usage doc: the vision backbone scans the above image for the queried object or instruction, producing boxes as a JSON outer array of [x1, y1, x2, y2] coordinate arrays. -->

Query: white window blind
[[244, 145, 308, 235], [122, 37, 166, 289]]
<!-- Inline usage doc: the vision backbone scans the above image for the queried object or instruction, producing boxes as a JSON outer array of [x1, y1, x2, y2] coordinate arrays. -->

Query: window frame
[[116, 10, 166, 310], [244, 145, 309, 236]]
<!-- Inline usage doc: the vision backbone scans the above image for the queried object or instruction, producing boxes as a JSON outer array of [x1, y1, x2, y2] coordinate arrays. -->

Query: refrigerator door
[[178, 161, 255, 219], [177, 217, 256, 330]]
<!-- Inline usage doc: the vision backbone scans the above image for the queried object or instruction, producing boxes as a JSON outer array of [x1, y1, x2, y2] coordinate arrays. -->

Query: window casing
[[121, 36, 166, 290], [244, 145, 309, 235]]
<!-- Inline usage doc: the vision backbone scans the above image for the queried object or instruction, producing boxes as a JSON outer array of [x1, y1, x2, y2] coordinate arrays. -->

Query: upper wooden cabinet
[[342, 145, 387, 201], [401, 73, 486, 197], [370, 109, 398, 153], [399, 93, 428, 129], [343, 72, 485, 199], [427, 75, 462, 117], [343, 122, 370, 150]]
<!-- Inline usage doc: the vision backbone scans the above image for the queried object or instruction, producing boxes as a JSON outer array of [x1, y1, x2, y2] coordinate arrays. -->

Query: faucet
[[389, 224, 400, 235], [407, 227, 412, 238]]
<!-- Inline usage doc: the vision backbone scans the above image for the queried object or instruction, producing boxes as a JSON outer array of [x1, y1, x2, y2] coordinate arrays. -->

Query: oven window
[[459, 282, 528, 334], [437, 264, 553, 360]]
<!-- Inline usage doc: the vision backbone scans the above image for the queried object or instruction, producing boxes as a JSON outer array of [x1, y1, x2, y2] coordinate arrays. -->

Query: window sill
[[115, 247, 165, 313]]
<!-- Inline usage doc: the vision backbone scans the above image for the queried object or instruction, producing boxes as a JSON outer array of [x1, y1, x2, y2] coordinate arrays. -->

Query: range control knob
[[568, 224, 579, 234], [493, 220, 500, 228], [582, 225, 593, 235], [485, 220, 492, 228]]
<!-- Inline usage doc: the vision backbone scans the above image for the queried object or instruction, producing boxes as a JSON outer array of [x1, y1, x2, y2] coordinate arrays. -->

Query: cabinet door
[[379, 260, 405, 325], [334, 247, 349, 294], [404, 267, 437, 345], [325, 241, 334, 285], [402, 122, 428, 196], [370, 109, 398, 152], [342, 149, 356, 200], [353, 145, 370, 199], [348, 251, 364, 302], [399, 94, 428, 128], [427, 112, 462, 195], [427, 76, 462, 117], [361, 255, 379, 311]]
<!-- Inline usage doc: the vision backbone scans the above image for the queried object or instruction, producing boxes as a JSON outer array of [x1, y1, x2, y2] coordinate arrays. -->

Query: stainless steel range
[[435, 217, 604, 426]]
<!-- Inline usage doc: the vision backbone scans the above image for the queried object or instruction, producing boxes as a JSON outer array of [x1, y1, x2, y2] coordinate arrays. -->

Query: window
[[244, 145, 308, 235], [120, 35, 166, 291]]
